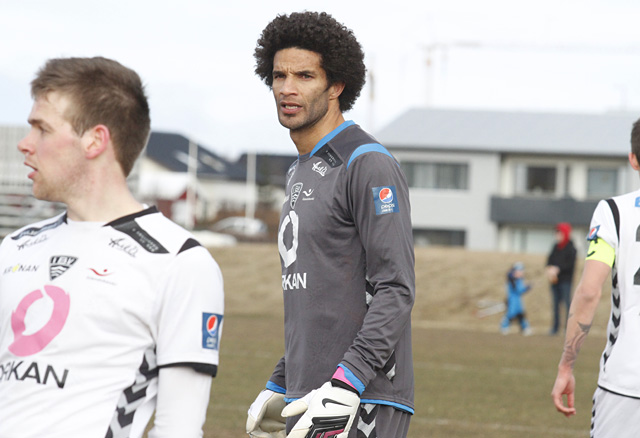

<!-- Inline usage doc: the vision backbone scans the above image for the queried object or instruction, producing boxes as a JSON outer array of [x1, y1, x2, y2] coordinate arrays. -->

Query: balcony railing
[[490, 196, 599, 226]]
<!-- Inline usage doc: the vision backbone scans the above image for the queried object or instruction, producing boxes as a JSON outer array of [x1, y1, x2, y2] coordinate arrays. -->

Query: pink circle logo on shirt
[[9, 285, 70, 357]]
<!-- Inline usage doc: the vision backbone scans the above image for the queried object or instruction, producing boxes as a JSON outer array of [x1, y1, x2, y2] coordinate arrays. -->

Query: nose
[[17, 130, 34, 156], [279, 76, 298, 96]]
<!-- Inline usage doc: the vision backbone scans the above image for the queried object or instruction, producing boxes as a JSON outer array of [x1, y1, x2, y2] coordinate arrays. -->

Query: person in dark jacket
[[546, 222, 577, 335]]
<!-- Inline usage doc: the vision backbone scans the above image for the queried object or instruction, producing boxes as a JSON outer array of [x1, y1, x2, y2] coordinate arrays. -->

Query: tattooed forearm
[[578, 322, 592, 334], [561, 321, 592, 369]]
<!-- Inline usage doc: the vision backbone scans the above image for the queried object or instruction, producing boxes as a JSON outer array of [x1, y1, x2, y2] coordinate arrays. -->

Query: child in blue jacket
[[500, 262, 532, 335]]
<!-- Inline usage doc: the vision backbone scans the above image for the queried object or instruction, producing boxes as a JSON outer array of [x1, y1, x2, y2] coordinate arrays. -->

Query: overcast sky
[[1, 0, 639, 159]]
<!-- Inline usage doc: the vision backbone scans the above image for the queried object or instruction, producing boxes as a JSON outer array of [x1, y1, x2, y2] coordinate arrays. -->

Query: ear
[[629, 152, 640, 171], [83, 124, 111, 160], [329, 81, 345, 101]]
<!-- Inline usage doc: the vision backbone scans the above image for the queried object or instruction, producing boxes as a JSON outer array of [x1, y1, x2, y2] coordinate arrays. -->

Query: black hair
[[632, 118, 640, 161], [254, 11, 366, 112]]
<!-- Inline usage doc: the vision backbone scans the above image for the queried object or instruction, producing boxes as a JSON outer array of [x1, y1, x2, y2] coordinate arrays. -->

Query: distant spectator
[[546, 222, 577, 335], [501, 262, 532, 335]]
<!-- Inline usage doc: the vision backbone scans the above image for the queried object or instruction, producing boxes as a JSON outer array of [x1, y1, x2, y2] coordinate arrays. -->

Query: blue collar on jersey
[[306, 120, 355, 158]]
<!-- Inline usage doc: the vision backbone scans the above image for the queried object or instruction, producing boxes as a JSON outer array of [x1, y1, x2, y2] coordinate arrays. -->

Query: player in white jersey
[[551, 117, 640, 437], [0, 57, 224, 438]]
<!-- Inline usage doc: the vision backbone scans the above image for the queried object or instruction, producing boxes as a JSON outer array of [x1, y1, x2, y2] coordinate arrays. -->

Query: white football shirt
[[588, 192, 640, 398], [0, 207, 224, 438]]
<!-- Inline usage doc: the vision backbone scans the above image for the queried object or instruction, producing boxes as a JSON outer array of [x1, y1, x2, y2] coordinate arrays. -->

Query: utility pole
[[245, 151, 256, 221], [185, 138, 197, 230], [422, 41, 481, 106]]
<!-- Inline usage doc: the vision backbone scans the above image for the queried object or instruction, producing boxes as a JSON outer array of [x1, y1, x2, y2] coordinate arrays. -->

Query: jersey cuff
[[266, 381, 286, 394], [158, 362, 218, 377], [359, 399, 415, 414], [336, 363, 365, 395], [586, 238, 615, 267]]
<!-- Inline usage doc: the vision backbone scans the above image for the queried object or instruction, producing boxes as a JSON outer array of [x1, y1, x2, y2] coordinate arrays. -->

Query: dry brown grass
[[214, 243, 610, 334], [196, 244, 610, 438]]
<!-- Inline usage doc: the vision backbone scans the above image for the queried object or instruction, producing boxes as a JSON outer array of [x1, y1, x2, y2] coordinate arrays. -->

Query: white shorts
[[592, 387, 640, 438]]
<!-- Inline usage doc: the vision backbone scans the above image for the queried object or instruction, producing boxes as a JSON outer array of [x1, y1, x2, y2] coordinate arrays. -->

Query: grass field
[[196, 244, 609, 437]]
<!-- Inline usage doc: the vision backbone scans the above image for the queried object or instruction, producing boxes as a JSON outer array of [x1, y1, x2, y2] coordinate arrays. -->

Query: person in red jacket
[[546, 222, 577, 335]]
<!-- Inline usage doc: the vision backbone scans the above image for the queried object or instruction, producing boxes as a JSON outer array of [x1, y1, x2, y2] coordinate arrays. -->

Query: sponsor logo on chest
[[3, 264, 39, 275], [16, 234, 48, 251], [86, 267, 117, 285], [109, 238, 139, 257], [312, 161, 328, 177], [282, 272, 307, 291], [0, 360, 69, 389], [302, 188, 315, 201]]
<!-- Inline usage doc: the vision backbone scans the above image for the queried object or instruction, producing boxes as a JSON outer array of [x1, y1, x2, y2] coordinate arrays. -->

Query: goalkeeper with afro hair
[[247, 11, 415, 438]]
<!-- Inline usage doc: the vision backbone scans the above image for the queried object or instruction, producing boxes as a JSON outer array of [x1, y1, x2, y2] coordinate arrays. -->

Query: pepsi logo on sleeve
[[372, 186, 400, 215], [587, 225, 600, 242], [202, 313, 223, 350]]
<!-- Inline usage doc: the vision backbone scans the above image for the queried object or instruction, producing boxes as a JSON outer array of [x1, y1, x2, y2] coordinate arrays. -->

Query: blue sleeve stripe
[[309, 120, 355, 157], [266, 381, 286, 394], [346, 143, 398, 169], [360, 399, 415, 414], [284, 397, 415, 414], [338, 363, 365, 395]]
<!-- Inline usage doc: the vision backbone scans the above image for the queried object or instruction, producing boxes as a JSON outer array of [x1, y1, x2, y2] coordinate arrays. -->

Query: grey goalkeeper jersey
[[270, 121, 415, 413]]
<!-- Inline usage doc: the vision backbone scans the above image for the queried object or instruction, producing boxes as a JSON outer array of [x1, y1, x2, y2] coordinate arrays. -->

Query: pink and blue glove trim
[[331, 364, 364, 395]]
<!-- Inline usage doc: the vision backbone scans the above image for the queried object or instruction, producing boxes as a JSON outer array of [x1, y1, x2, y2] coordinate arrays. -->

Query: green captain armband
[[586, 238, 615, 267]]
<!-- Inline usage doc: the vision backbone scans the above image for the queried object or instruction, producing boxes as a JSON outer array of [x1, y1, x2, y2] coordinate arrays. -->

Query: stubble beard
[[31, 164, 84, 205], [31, 179, 64, 204], [278, 103, 329, 135], [277, 88, 331, 134]]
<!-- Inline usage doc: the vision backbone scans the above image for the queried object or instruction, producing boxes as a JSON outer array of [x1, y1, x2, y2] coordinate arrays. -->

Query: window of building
[[401, 162, 469, 190], [587, 168, 618, 199], [512, 227, 556, 253], [413, 229, 466, 247], [515, 165, 557, 195]]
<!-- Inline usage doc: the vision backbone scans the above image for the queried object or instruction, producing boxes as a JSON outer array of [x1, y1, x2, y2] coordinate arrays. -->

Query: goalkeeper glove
[[281, 382, 360, 438], [246, 389, 287, 438]]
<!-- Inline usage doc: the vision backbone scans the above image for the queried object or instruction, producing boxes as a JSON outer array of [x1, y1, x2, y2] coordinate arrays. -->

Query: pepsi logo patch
[[202, 313, 223, 350], [372, 186, 399, 215], [587, 225, 600, 242]]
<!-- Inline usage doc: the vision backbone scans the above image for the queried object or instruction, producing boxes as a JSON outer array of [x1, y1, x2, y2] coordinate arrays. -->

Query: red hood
[[556, 222, 572, 249]]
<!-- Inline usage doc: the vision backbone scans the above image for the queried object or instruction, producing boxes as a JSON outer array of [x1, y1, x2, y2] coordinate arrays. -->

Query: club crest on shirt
[[290, 183, 303, 209], [202, 313, 223, 350], [372, 186, 399, 215], [50, 255, 78, 280]]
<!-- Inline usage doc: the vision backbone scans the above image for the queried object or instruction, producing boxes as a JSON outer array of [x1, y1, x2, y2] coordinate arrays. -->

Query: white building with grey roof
[[376, 108, 639, 253]]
